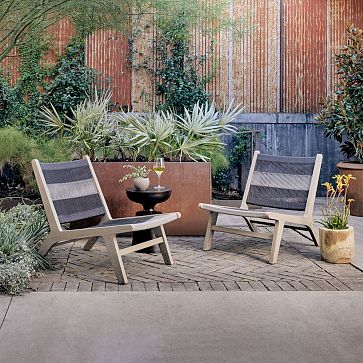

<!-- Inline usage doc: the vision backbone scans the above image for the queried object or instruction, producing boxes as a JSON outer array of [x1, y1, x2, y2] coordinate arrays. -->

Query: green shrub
[[212, 131, 251, 193], [316, 25, 363, 163], [0, 35, 96, 136], [0, 127, 72, 192], [0, 204, 49, 295], [42, 37, 97, 117], [0, 128, 38, 189]]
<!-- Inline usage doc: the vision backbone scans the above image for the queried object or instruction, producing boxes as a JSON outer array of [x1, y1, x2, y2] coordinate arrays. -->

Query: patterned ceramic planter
[[319, 226, 354, 263]]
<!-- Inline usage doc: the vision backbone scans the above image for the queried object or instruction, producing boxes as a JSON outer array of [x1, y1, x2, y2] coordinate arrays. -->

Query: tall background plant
[[317, 25, 363, 163]]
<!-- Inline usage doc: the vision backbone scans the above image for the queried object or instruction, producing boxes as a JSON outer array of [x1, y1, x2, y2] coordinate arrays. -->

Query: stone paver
[[29, 200, 363, 292]]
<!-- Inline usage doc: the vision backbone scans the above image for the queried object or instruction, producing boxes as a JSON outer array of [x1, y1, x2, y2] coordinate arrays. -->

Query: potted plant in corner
[[316, 25, 363, 216], [119, 165, 151, 190], [319, 174, 355, 263]]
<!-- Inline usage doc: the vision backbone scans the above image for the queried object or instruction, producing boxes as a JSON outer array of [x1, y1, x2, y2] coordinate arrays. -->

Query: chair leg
[[307, 223, 319, 247], [203, 212, 218, 251], [103, 235, 128, 284], [243, 217, 259, 232], [39, 235, 58, 257], [83, 237, 98, 251], [154, 226, 173, 265], [269, 220, 285, 264]]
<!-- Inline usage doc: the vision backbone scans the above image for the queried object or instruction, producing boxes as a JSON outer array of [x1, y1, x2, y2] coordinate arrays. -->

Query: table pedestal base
[[132, 211, 161, 253]]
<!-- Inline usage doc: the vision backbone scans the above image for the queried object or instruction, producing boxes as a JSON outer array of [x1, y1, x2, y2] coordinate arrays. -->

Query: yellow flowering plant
[[320, 174, 355, 229]]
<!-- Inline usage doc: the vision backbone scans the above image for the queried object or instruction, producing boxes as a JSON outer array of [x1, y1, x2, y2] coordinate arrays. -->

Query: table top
[[126, 187, 172, 209], [126, 187, 171, 195]]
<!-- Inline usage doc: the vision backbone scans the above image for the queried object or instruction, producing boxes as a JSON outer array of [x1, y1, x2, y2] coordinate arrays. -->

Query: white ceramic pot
[[133, 177, 150, 191], [319, 226, 354, 263]]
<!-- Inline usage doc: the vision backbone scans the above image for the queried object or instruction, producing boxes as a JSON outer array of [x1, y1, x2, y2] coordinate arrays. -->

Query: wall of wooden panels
[[86, 30, 131, 108], [132, 0, 362, 112], [1, 1, 362, 113]]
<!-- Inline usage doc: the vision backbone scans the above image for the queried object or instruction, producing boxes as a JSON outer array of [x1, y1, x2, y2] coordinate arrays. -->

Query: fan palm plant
[[113, 101, 243, 162], [40, 88, 115, 159]]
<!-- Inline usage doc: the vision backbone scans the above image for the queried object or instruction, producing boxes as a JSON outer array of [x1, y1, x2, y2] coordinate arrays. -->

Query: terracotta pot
[[337, 161, 363, 217], [92, 162, 211, 235], [133, 177, 149, 190], [319, 226, 354, 263]]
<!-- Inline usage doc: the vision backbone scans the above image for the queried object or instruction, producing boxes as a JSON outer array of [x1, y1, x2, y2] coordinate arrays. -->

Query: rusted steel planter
[[92, 162, 211, 235], [337, 162, 363, 217]]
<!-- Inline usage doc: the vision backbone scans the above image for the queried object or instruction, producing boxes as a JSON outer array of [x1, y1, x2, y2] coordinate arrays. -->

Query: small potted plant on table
[[319, 174, 355, 263], [119, 165, 151, 191]]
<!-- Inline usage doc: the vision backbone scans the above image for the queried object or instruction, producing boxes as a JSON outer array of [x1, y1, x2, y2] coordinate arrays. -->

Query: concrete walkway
[[1, 292, 363, 363]]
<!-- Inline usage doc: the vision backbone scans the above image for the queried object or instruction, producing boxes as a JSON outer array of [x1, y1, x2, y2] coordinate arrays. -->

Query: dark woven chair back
[[246, 154, 316, 211], [40, 159, 105, 223]]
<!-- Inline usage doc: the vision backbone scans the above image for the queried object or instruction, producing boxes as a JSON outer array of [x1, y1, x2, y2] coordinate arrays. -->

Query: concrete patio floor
[[1, 292, 363, 363], [30, 199, 363, 292]]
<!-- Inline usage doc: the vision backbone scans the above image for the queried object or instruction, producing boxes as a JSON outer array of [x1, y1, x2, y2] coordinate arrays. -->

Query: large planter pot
[[337, 161, 363, 217], [319, 226, 354, 264], [92, 162, 211, 235]]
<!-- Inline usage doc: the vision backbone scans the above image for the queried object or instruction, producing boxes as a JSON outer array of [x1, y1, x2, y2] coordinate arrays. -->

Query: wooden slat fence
[[1, 0, 362, 112]]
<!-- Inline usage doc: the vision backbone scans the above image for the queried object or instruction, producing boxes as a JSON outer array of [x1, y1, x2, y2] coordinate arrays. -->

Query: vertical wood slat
[[232, 0, 279, 113], [86, 30, 132, 108], [282, 0, 327, 113], [46, 18, 75, 64], [329, 0, 363, 94]]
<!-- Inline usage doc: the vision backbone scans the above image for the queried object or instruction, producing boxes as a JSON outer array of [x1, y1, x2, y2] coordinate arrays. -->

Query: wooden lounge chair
[[32, 156, 181, 284], [199, 151, 323, 263]]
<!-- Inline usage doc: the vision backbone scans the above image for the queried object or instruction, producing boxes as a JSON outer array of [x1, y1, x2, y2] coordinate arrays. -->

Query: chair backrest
[[241, 151, 323, 213], [32, 157, 109, 226]]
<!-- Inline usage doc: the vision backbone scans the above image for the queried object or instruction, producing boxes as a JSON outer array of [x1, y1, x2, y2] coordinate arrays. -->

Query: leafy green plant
[[0, 204, 49, 295], [212, 130, 251, 193], [42, 37, 97, 117], [0, 33, 96, 135], [319, 174, 355, 229], [0, 127, 72, 193], [41, 88, 115, 159], [0, 31, 50, 133], [316, 25, 363, 163], [115, 101, 243, 162], [119, 165, 151, 183], [0, 128, 39, 189], [212, 168, 231, 193], [153, 20, 210, 113]]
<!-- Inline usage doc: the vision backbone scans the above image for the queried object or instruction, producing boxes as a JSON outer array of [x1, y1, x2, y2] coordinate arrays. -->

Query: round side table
[[126, 187, 172, 253]]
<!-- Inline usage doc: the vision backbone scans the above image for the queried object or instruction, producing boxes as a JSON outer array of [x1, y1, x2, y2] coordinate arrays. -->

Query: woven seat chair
[[199, 151, 323, 263], [32, 156, 181, 284]]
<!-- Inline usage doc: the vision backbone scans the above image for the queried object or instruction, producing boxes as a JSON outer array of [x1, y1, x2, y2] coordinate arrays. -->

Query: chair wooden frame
[[32, 156, 181, 284], [199, 151, 323, 264]]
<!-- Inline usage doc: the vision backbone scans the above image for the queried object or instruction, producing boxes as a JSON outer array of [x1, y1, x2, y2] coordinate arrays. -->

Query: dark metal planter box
[[92, 162, 211, 235]]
